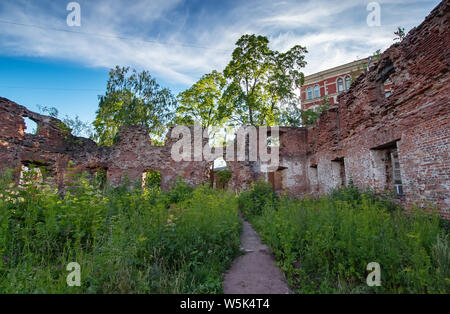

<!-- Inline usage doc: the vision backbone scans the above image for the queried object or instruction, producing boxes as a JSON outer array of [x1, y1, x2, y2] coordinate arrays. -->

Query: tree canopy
[[223, 34, 307, 126], [175, 70, 229, 128], [93, 34, 310, 146], [94, 66, 176, 146]]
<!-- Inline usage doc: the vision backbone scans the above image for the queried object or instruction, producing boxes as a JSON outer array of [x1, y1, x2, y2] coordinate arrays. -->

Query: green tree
[[62, 115, 95, 139], [279, 96, 330, 127], [176, 70, 229, 128], [94, 66, 176, 146], [223, 34, 307, 126], [394, 27, 406, 42], [37, 105, 94, 138]]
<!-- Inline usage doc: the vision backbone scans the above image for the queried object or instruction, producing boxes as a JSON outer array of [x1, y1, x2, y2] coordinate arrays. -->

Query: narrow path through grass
[[223, 218, 289, 294]]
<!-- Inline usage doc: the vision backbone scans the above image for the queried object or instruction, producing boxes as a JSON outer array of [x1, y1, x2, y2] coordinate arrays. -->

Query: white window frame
[[337, 78, 344, 92], [345, 75, 351, 90], [307, 87, 313, 100], [314, 85, 320, 98]]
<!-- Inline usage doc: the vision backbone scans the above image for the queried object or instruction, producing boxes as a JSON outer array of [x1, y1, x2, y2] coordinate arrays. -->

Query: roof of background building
[[303, 57, 370, 85]]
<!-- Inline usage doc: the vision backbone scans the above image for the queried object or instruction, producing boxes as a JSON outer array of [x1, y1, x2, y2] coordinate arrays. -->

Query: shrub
[[238, 180, 278, 218], [165, 177, 194, 204], [216, 169, 232, 187]]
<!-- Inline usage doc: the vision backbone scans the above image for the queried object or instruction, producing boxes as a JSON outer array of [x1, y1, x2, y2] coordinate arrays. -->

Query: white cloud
[[0, 0, 440, 85]]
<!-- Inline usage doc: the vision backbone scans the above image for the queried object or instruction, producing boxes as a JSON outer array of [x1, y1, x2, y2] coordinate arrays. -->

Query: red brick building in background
[[301, 57, 393, 110]]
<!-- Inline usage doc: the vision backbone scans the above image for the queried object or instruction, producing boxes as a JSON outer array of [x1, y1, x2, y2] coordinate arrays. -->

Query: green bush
[[238, 180, 278, 218], [216, 169, 232, 187], [0, 173, 241, 294], [248, 187, 449, 294]]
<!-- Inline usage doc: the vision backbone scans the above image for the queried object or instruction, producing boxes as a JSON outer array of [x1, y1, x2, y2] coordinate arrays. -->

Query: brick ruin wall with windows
[[0, 1, 449, 217], [0, 100, 211, 191], [221, 1, 450, 217], [305, 0, 450, 217]]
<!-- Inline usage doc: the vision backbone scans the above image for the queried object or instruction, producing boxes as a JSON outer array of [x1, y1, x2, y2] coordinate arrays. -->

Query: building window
[[370, 142, 404, 197], [314, 85, 320, 98], [337, 78, 344, 92], [268, 167, 287, 192], [307, 87, 313, 100], [345, 76, 352, 90], [310, 164, 319, 193], [391, 149, 404, 196], [331, 158, 346, 188], [23, 117, 38, 135]]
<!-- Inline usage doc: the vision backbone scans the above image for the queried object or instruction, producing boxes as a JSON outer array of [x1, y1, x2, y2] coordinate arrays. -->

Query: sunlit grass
[[239, 181, 450, 294], [0, 170, 241, 294]]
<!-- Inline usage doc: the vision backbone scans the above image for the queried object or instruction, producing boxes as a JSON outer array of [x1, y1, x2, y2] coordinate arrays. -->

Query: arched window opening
[[307, 87, 313, 100], [345, 76, 352, 90], [210, 157, 230, 189], [314, 85, 321, 98], [23, 117, 38, 135], [337, 78, 344, 93]]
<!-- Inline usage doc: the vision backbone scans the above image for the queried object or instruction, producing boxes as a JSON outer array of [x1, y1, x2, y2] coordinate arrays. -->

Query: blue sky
[[0, 0, 441, 124]]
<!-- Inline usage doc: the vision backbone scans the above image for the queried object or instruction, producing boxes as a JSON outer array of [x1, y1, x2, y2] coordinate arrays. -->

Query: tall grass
[[0, 171, 241, 293], [239, 181, 450, 294]]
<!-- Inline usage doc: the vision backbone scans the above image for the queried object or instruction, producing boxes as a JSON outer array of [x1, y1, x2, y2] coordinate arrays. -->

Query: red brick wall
[[305, 0, 450, 217]]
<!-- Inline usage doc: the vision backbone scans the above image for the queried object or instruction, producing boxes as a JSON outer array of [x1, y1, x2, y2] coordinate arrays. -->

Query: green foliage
[[94, 66, 177, 146], [238, 180, 278, 218], [216, 169, 232, 187], [0, 173, 240, 293], [176, 71, 230, 128], [38, 105, 94, 139], [246, 187, 449, 294], [142, 171, 162, 191], [280, 96, 330, 127], [37, 105, 59, 118], [304, 97, 330, 126], [223, 34, 307, 126], [165, 177, 194, 204], [62, 116, 95, 140], [394, 27, 406, 42], [373, 49, 382, 61]]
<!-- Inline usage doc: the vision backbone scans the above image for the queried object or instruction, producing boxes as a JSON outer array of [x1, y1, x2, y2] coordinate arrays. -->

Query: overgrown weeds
[[239, 184, 450, 294], [0, 170, 241, 293]]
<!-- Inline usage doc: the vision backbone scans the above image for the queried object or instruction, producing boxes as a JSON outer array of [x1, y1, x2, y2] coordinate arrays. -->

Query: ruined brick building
[[0, 1, 449, 217]]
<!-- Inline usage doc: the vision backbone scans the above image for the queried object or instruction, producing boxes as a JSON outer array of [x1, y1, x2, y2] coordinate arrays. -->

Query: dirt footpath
[[223, 219, 290, 294]]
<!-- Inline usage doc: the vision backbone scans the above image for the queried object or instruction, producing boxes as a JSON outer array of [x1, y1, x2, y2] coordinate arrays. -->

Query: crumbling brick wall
[[225, 0, 449, 217], [0, 98, 210, 191], [0, 0, 448, 217], [305, 0, 450, 217]]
